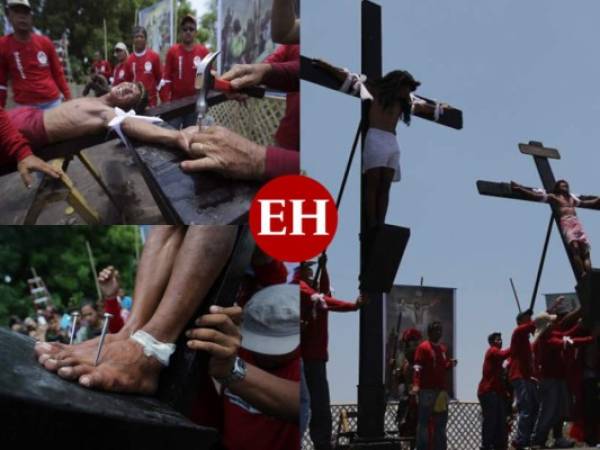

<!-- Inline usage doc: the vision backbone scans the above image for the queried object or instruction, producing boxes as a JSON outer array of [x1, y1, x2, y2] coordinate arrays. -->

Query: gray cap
[[240, 284, 299, 356], [7, 0, 31, 9]]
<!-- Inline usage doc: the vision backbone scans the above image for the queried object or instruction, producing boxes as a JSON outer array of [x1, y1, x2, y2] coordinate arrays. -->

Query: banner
[[219, 0, 277, 71], [138, 0, 174, 59], [544, 292, 579, 313], [384, 285, 456, 400]]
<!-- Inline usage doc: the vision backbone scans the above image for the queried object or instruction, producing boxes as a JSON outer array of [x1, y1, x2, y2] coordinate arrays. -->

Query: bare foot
[[34, 330, 129, 373], [54, 338, 163, 394]]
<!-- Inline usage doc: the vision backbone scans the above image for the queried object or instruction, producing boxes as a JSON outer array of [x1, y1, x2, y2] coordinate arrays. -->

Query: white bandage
[[433, 102, 444, 122], [410, 94, 426, 114], [107, 107, 163, 149], [310, 292, 328, 319], [562, 336, 574, 349], [533, 188, 548, 202], [157, 79, 171, 91], [130, 330, 176, 366], [338, 68, 373, 101]]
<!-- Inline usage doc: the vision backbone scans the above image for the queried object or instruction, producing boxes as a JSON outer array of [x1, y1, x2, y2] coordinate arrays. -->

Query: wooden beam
[[519, 142, 560, 160]]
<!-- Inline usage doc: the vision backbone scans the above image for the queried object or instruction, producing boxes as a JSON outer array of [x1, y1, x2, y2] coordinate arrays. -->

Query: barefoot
[[34, 330, 130, 373], [55, 338, 163, 394]]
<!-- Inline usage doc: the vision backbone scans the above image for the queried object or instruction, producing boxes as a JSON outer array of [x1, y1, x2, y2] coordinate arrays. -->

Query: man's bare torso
[[43, 97, 112, 143], [550, 193, 577, 218], [368, 88, 402, 133]]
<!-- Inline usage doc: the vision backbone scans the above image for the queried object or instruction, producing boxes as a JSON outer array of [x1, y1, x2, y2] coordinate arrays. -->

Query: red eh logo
[[249, 175, 338, 262]]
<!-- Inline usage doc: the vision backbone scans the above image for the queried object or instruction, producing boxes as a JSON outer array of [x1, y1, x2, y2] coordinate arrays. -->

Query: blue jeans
[[478, 391, 508, 450], [511, 379, 538, 447], [416, 389, 448, 450], [15, 96, 62, 110], [531, 379, 567, 446]]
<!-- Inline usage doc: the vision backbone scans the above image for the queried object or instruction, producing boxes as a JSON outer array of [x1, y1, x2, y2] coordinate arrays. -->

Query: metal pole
[[529, 214, 554, 311], [509, 277, 522, 313], [85, 240, 102, 301]]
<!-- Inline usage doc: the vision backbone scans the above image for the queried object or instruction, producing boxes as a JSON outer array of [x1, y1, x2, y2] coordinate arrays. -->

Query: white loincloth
[[362, 127, 401, 182]]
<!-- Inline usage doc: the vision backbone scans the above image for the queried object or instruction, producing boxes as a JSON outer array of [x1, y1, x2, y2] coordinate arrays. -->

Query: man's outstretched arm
[[510, 181, 554, 203]]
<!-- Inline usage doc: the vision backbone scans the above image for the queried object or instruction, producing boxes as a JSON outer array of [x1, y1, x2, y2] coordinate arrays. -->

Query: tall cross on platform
[[477, 141, 600, 329], [301, 1, 463, 446]]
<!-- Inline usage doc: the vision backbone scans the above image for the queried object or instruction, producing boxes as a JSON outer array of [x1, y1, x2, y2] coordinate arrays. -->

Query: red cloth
[[103, 297, 124, 333], [111, 62, 130, 86], [0, 107, 33, 165], [125, 49, 162, 107], [0, 33, 71, 107], [263, 45, 299, 151], [477, 346, 510, 396], [92, 60, 112, 79], [160, 43, 209, 102], [262, 60, 300, 92], [299, 276, 357, 362], [221, 349, 300, 450], [6, 107, 48, 150], [413, 340, 453, 390], [508, 321, 535, 382], [264, 147, 299, 179]]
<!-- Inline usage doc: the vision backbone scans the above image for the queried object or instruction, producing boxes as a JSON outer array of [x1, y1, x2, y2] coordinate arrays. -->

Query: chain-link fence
[[302, 401, 491, 450]]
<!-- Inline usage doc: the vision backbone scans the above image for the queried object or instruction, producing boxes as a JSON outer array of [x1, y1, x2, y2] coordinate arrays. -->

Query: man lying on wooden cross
[[511, 179, 600, 277], [1, 81, 274, 184]]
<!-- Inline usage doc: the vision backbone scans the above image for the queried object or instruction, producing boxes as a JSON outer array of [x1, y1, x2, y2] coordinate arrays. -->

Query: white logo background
[[37, 51, 48, 66]]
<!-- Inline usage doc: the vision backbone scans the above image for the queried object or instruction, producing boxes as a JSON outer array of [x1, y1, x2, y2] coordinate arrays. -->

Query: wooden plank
[[519, 142, 560, 159]]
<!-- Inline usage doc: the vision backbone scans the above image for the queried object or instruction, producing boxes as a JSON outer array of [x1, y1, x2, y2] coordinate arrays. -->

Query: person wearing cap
[[411, 320, 457, 450], [477, 332, 511, 450], [297, 258, 364, 450], [508, 309, 537, 450], [124, 26, 162, 107], [91, 50, 112, 80], [159, 14, 209, 129], [111, 42, 130, 86], [187, 283, 301, 450], [530, 307, 592, 449], [0, 0, 72, 110]]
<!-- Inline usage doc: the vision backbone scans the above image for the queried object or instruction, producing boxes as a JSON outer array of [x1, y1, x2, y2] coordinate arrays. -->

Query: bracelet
[[130, 330, 176, 366]]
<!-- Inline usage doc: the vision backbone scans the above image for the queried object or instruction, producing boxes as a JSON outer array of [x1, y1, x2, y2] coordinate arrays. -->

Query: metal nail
[[69, 312, 80, 345], [94, 313, 113, 366]]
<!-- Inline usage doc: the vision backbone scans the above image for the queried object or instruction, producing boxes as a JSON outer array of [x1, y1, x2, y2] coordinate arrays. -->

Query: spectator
[[74, 300, 102, 343], [125, 26, 161, 108], [91, 51, 112, 80], [111, 42, 130, 86], [97, 265, 125, 334]]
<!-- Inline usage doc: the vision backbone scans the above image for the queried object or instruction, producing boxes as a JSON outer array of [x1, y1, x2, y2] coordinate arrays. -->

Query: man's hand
[[186, 305, 243, 379], [181, 126, 266, 180], [355, 293, 368, 308], [17, 155, 62, 189], [98, 266, 120, 299], [221, 63, 271, 90]]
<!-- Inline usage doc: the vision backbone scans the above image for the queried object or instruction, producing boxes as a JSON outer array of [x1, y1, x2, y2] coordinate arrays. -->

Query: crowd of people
[[0, 0, 299, 190]]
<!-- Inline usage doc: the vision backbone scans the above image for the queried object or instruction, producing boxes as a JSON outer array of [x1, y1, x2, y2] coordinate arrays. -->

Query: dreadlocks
[[370, 70, 421, 125]]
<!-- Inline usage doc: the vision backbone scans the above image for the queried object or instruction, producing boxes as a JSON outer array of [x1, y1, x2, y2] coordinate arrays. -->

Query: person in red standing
[[477, 332, 510, 450], [91, 51, 112, 80], [0, 106, 61, 187], [125, 26, 161, 108], [111, 42, 130, 86], [0, 0, 71, 110], [411, 320, 457, 450], [159, 14, 209, 129], [296, 258, 364, 450], [97, 265, 126, 334]]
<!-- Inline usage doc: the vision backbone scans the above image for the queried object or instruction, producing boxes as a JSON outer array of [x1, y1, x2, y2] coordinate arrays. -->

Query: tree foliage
[[0, 226, 141, 325]]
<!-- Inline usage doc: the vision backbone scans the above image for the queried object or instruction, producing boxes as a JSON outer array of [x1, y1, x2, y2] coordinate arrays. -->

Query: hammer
[[195, 51, 266, 127]]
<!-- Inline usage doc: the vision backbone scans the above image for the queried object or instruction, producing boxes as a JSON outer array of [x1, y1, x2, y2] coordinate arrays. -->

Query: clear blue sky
[[302, 0, 600, 402]]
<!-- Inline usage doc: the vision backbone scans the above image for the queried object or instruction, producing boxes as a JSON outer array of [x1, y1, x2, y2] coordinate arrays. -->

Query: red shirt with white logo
[[477, 346, 510, 396], [221, 349, 300, 450], [92, 60, 112, 79], [413, 340, 453, 390], [111, 62, 130, 86], [160, 43, 209, 102], [0, 33, 71, 107], [124, 49, 162, 107]]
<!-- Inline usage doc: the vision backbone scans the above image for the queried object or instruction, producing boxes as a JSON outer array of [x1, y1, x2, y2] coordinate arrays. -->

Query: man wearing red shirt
[[477, 332, 510, 450], [411, 321, 457, 450], [111, 42, 130, 86], [91, 51, 112, 80], [508, 309, 537, 450], [125, 26, 161, 108], [0, 0, 71, 110], [296, 260, 363, 450], [159, 14, 209, 128]]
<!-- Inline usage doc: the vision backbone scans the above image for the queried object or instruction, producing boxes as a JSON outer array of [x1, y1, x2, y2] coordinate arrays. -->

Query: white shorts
[[362, 128, 401, 182]]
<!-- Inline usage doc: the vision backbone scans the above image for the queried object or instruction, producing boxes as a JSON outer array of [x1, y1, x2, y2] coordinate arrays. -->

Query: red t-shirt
[[160, 43, 209, 102], [0, 107, 32, 165], [413, 340, 453, 390], [221, 349, 300, 450], [103, 297, 124, 334], [0, 33, 71, 107], [298, 274, 357, 362], [111, 62, 130, 86], [125, 49, 162, 107], [508, 321, 535, 382], [92, 60, 112, 79], [477, 346, 510, 396]]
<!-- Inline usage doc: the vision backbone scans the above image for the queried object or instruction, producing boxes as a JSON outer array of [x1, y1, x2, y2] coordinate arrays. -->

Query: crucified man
[[34, 225, 237, 394], [312, 59, 443, 229], [511, 179, 600, 277]]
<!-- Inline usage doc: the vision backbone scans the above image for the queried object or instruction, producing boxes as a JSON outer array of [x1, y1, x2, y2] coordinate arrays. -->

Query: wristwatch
[[217, 356, 247, 387]]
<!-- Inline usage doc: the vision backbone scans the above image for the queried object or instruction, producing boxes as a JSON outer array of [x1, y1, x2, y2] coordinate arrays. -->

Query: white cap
[[7, 0, 31, 9], [114, 42, 128, 53], [240, 284, 299, 356]]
